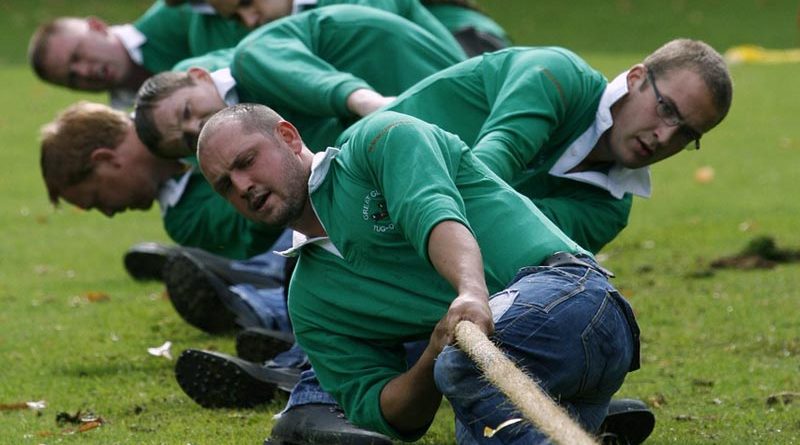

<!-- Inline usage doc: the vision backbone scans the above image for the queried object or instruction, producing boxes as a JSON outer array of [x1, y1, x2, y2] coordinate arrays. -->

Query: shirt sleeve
[[134, 0, 194, 73], [319, 0, 464, 58], [472, 50, 584, 183], [231, 21, 372, 120], [346, 112, 472, 262]]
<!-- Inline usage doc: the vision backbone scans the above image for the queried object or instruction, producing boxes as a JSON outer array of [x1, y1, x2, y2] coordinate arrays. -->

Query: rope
[[454, 320, 598, 445]]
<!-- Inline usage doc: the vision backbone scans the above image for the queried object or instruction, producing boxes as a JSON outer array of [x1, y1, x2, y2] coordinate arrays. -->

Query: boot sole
[[175, 349, 277, 408]]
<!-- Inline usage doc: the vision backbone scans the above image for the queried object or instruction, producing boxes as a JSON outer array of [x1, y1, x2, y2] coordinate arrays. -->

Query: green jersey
[[231, 4, 465, 151], [134, 0, 250, 74], [313, 0, 463, 54], [381, 47, 633, 253], [289, 111, 581, 439], [424, 3, 511, 46]]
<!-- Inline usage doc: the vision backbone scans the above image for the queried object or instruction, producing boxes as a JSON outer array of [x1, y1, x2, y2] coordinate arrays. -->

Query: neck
[[290, 198, 326, 238], [152, 156, 188, 185], [570, 130, 614, 173]]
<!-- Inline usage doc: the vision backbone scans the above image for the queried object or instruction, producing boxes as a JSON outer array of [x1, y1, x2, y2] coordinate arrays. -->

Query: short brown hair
[[644, 39, 733, 124], [40, 101, 130, 205], [134, 71, 196, 156], [28, 18, 79, 83]]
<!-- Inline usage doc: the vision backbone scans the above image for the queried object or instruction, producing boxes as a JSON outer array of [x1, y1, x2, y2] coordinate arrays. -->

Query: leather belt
[[541, 251, 615, 278]]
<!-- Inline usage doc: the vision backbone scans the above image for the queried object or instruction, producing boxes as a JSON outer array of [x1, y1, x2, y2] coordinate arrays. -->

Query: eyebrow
[[662, 93, 702, 139]]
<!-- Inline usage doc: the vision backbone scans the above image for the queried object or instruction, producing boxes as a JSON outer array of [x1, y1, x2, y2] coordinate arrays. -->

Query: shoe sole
[[236, 328, 295, 363], [123, 243, 171, 281], [175, 349, 277, 408], [163, 253, 239, 333]]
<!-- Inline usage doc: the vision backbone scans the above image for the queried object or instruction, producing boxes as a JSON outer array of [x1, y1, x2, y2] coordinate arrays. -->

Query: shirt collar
[[157, 162, 194, 217], [277, 231, 343, 258], [548, 70, 652, 199], [190, 3, 218, 14], [210, 68, 240, 105], [277, 147, 342, 258], [292, 0, 319, 15], [109, 24, 146, 66]]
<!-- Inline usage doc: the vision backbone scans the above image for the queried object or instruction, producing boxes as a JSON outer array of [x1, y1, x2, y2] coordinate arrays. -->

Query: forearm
[[428, 220, 487, 296], [379, 344, 442, 434]]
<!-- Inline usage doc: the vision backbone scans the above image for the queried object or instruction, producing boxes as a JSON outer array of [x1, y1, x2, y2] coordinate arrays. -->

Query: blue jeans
[[434, 262, 639, 444], [226, 230, 293, 331]]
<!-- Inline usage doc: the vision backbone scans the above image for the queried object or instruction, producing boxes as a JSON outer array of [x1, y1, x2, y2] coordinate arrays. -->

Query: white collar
[[157, 163, 194, 217], [277, 231, 342, 258], [210, 68, 240, 105], [549, 70, 651, 199], [190, 3, 218, 14], [110, 24, 146, 66], [277, 147, 342, 258], [292, 0, 319, 15]]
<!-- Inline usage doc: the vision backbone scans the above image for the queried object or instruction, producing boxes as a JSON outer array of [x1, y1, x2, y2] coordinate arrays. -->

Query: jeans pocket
[[579, 292, 633, 395], [510, 267, 588, 313]]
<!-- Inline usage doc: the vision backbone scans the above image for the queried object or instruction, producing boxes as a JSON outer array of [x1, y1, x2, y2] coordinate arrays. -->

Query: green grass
[[1, 1, 800, 444]]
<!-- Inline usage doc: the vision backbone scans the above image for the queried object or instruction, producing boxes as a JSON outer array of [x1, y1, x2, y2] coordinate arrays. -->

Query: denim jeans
[[230, 229, 293, 282], [434, 261, 639, 445], [225, 229, 293, 331]]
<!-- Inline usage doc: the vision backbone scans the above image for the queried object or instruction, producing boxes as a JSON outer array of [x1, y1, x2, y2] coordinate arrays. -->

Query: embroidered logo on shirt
[[361, 190, 396, 233]]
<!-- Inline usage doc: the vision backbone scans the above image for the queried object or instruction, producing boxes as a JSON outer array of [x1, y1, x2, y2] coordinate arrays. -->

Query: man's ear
[[187, 67, 212, 83], [85, 16, 109, 33], [275, 120, 303, 153], [626, 64, 647, 91], [89, 147, 118, 167]]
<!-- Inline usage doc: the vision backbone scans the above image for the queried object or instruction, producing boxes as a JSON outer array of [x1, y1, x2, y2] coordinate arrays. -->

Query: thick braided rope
[[454, 321, 598, 445]]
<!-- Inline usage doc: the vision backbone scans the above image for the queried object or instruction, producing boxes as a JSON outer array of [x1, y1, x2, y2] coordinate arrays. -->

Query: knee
[[433, 345, 477, 397]]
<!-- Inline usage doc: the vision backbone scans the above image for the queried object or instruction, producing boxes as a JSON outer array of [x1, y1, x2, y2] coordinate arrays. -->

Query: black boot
[[175, 349, 301, 408], [265, 404, 393, 445], [123, 242, 174, 281], [236, 327, 296, 363], [162, 249, 264, 333], [598, 398, 655, 444]]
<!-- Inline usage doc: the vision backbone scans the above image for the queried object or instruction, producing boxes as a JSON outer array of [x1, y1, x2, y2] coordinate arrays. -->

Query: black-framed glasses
[[646, 70, 701, 150]]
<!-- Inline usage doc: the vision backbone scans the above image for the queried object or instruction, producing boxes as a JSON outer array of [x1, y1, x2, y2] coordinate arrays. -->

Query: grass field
[[1, 1, 799, 444]]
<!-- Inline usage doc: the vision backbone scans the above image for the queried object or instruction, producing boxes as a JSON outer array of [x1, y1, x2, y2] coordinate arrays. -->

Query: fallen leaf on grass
[[694, 166, 715, 184], [84, 291, 110, 303], [675, 414, 698, 421], [766, 392, 800, 406], [0, 400, 46, 411], [147, 341, 173, 360], [648, 393, 667, 408], [55, 410, 106, 435]]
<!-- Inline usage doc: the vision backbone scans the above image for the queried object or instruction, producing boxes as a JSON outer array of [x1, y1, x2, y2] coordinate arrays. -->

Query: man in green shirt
[[39, 101, 291, 336], [27, 0, 250, 109], [197, 104, 640, 443], [133, 4, 465, 158], [173, 0, 508, 56], [382, 39, 733, 253]]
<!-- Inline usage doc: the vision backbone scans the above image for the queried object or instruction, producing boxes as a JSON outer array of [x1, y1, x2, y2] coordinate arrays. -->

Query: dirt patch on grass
[[710, 236, 800, 270]]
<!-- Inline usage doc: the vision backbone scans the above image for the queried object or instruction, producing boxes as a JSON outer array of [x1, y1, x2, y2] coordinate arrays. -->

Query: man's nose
[[238, 9, 261, 28]]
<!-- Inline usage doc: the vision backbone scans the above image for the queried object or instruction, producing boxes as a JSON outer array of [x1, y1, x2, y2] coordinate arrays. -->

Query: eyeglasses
[[646, 70, 701, 150]]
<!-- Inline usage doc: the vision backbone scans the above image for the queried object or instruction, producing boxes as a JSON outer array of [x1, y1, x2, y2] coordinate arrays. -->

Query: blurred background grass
[[1, 1, 799, 444], [1, 0, 798, 65]]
